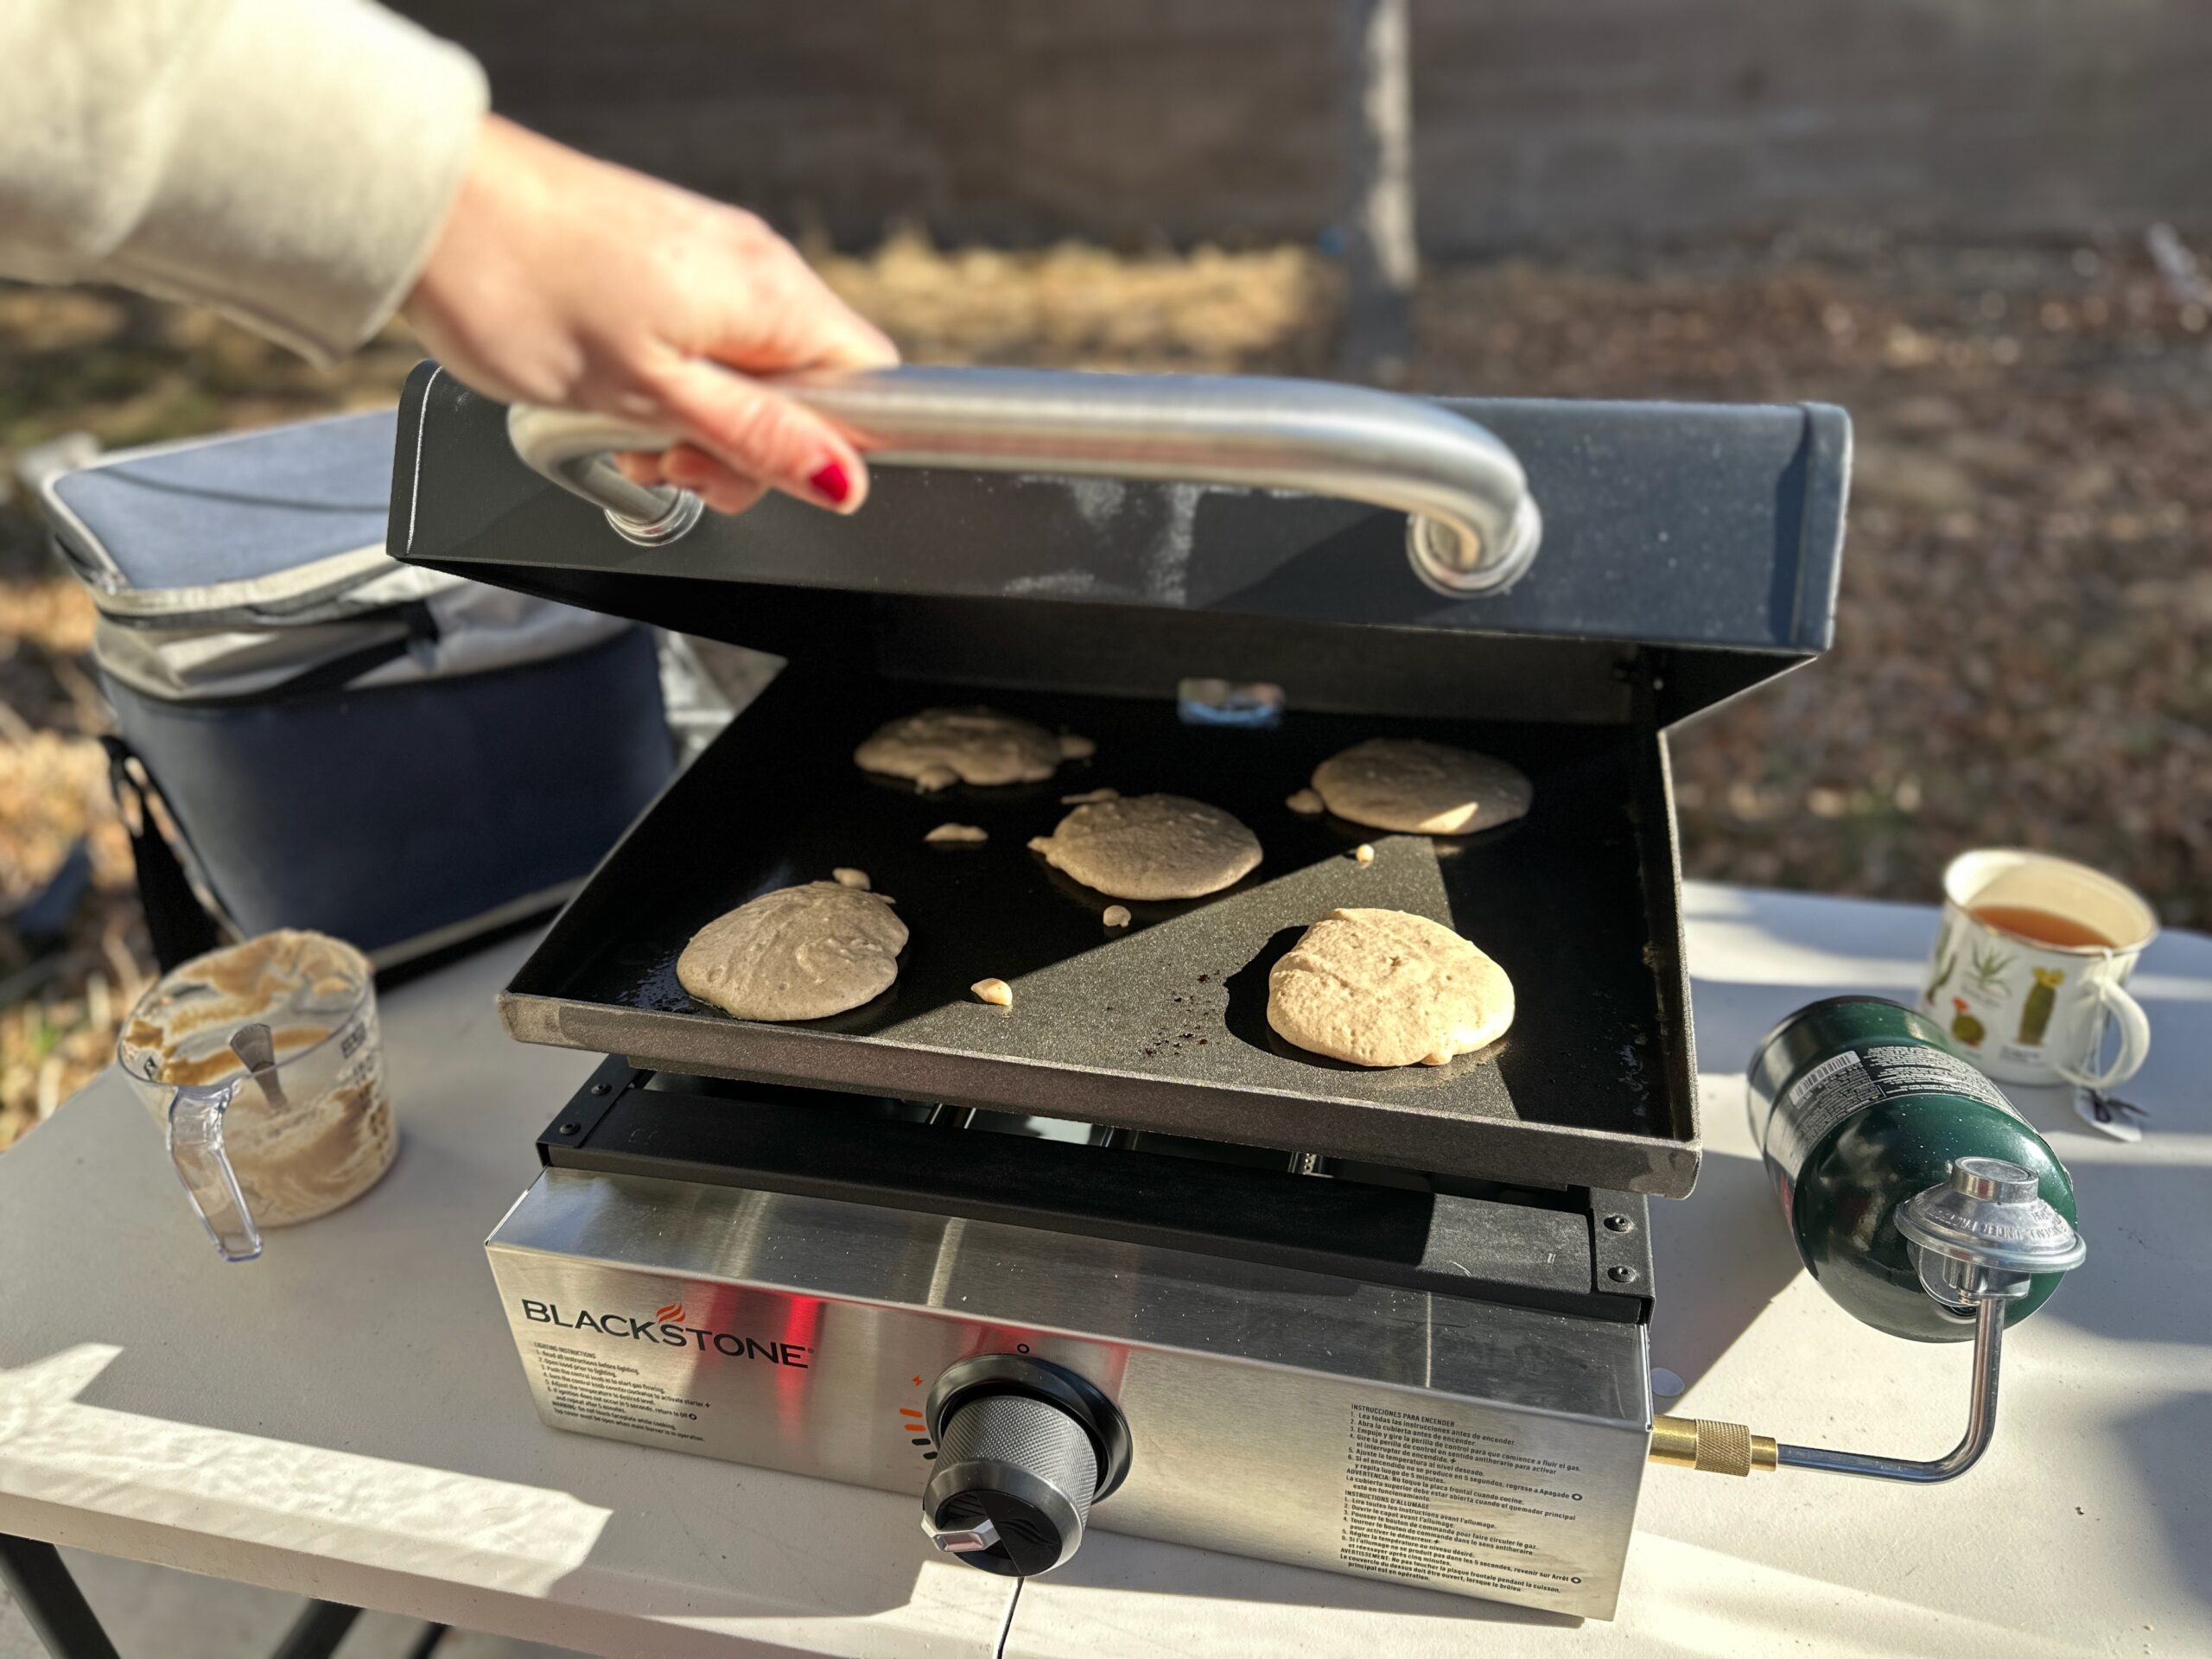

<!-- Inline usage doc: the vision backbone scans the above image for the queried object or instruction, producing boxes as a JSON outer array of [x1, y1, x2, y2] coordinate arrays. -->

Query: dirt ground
[[2, 229, 2208, 1148]]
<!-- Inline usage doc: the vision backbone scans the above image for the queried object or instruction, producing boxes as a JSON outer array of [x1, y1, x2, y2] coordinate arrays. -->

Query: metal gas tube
[[1653, 1157, 2086, 1485]]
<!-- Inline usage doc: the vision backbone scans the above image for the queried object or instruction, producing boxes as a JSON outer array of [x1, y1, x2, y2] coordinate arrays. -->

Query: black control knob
[[923, 1393, 1096, 1576], [920, 1355, 1132, 1579]]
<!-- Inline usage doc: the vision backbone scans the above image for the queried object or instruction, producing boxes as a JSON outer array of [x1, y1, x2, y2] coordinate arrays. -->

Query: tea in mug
[[1967, 904, 2117, 952], [1932, 849, 2157, 1088]]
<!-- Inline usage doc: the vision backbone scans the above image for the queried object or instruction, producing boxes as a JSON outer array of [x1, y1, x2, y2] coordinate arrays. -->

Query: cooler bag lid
[[42, 410, 401, 625], [36, 409, 632, 702]]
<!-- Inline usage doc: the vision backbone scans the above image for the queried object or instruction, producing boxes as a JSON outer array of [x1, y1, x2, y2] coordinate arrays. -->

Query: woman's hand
[[404, 115, 898, 516]]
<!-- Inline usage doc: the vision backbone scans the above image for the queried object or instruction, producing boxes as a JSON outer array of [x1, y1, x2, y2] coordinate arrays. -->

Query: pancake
[[855, 707, 1066, 790], [1027, 793, 1261, 901], [1308, 738, 1532, 835], [1267, 907, 1514, 1068], [678, 881, 906, 1020]]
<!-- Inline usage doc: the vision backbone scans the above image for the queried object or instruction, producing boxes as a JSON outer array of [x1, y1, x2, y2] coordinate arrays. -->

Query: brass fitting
[[1649, 1414, 1778, 1476]]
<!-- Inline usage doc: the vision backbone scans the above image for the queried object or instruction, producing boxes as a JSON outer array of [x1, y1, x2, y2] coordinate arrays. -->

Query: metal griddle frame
[[389, 364, 1849, 1200], [538, 1057, 1657, 1325]]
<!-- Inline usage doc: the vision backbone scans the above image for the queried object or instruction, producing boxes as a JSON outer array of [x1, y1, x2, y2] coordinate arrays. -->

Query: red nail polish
[[807, 460, 851, 506]]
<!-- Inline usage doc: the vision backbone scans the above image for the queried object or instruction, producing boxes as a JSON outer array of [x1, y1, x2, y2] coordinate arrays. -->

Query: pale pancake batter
[[1267, 907, 1514, 1068], [855, 707, 1069, 789], [678, 881, 906, 1020], [1028, 793, 1261, 901], [1309, 738, 1532, 835]]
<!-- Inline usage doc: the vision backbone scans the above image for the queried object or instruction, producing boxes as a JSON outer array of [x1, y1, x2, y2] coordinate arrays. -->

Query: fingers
[[649, 357, 869, 514], [661, 445, 768, 516], [608, 208, 898, 517], [614, 445, 766, 515], [612, 446, 760, 514]]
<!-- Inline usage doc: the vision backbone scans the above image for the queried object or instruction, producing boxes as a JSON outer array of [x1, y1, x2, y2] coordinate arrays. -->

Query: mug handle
[[168, 1079, 263, 1262], [2053, 971, 2152, 1093]]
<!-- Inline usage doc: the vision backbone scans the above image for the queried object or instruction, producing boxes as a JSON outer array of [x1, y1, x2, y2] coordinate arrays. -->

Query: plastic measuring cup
[[117, 931, 395, 1262]]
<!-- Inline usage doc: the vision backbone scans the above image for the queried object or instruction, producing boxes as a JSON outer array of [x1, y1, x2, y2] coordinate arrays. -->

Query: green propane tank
[[1746, 995, 2078, 1343]]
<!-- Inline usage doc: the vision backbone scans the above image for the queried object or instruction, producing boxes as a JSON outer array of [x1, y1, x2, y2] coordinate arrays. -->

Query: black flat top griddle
[[394, 367, 1852, 1200], [504, 665, 1697, 1194]]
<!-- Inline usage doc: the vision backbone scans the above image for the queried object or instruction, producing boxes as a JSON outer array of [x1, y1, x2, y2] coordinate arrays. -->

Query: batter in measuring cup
[[119, 931, 396, 1228]]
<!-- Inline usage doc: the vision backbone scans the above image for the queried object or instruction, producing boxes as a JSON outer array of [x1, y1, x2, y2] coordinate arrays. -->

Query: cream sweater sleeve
[[0, 0, 488, 364]]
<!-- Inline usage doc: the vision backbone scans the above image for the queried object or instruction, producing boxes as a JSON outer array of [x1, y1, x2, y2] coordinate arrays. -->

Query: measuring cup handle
[[2055, 972, 2152, 1093], [168, 1080, 263, 1262]]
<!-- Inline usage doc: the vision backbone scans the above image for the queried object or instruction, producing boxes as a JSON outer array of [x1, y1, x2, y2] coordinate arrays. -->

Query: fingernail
[[808, 459, 852, 507]]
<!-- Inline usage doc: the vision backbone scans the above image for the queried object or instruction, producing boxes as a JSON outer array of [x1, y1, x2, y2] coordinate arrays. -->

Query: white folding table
[[2, 882, 2204, 1657]]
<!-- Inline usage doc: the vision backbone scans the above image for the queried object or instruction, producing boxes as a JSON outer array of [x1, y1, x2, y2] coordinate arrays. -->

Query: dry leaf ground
[[2, 230, 2206, 1150]]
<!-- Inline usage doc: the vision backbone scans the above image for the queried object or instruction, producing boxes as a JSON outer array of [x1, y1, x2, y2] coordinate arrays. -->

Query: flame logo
[[655, 1302, 685, 1324]]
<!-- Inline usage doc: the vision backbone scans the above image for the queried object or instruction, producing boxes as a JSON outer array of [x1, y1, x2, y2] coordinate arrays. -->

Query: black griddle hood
[[388, 362, 1847, 726], [386, 362, 1850, 1197]]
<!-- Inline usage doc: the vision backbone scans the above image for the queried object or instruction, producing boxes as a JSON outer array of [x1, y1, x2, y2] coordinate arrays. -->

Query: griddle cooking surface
[[505, 670, 1697, 1193]]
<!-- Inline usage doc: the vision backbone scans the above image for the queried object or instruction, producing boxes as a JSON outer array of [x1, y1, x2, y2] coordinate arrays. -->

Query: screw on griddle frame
[[591, 1082, 611, 1095], [558, 1122, 581, 1135], [1607, 1264, 1640, 1284], [1603, 1213, 1635, 1234]]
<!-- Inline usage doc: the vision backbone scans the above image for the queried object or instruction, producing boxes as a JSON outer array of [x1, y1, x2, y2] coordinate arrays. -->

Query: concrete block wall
[[400, 0, 2212, 250]]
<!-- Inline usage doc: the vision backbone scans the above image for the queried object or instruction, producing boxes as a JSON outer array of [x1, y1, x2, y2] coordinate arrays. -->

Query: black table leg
[[268, 1598, 360, 1659], [0, 1535, 121, 1659], [2, 1530, 449, 1659]]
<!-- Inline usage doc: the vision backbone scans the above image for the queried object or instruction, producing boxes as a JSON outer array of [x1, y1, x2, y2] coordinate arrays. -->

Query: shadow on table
[[1647, 1143, 1799, 1395], [1648, 975, 1811, 1394], [2031, 1160, 2212, 1349], [2111, 1390, 2212, 1620]]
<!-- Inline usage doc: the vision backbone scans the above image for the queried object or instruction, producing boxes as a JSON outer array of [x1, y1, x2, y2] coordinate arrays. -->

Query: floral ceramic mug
[[1921, 849, 2156, 1089]]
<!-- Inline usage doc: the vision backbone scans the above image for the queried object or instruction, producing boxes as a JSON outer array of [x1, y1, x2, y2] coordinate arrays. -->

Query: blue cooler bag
[[38, 409, 675, 968]]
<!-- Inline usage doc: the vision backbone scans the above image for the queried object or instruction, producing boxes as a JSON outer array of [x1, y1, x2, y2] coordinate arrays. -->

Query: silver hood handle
[[504, 365, 1541, 594]]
